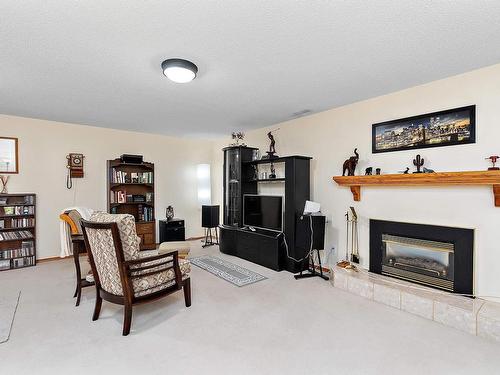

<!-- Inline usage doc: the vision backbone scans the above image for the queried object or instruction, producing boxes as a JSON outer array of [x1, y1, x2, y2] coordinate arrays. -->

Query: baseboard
[[40, 236, 207, 262], [37, 255, 70, 263]]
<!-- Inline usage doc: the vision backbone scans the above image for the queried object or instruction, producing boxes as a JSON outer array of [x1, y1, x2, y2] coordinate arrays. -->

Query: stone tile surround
[[331, 266, 500, 343]]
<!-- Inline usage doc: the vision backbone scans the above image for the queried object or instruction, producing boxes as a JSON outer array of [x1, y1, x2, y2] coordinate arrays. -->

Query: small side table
[[159, 219, 186, 242], [71, 235, 94, 306]]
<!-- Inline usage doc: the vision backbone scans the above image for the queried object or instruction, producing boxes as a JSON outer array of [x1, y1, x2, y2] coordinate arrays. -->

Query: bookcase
[[107, 159, 156, 250], [0, 193, 36, 271]]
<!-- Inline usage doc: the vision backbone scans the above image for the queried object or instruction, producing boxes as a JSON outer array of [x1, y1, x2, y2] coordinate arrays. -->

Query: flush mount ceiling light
[[161, 58, 198, 83]]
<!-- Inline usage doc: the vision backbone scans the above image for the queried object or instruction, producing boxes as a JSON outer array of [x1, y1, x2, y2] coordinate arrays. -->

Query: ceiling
[[2, 1, 500, 138]]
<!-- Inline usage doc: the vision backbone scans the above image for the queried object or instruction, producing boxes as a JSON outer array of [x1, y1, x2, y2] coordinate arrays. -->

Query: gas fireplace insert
[[370, 220, 473, 295]]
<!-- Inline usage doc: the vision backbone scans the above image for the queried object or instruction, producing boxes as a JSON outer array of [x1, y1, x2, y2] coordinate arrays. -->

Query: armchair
[[81, 212, 191, 336]]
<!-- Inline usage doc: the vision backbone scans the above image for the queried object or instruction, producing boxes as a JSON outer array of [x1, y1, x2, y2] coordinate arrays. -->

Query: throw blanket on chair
[[59, 207, 94, 257]]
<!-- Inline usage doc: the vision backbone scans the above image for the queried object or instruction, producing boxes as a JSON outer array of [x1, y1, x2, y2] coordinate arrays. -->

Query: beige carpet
[[0, 241, 499, 374]]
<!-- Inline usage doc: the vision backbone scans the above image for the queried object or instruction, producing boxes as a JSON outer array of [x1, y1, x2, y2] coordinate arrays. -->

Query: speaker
[[120, 154, 143, 164], [295, 214, 326, 250], [202, 205, 220, 228]]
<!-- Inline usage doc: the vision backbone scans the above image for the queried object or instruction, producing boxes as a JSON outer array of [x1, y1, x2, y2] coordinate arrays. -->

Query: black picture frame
[[372, 105, 476, 154]]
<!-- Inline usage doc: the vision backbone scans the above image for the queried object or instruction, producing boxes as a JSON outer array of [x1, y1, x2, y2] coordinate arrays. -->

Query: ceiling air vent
[[291, 109, 312, 118]]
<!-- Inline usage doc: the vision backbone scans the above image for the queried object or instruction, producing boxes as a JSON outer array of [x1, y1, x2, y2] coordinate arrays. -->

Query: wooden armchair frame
[[81, 220, 191, 336], [60, 212, 94, 306]]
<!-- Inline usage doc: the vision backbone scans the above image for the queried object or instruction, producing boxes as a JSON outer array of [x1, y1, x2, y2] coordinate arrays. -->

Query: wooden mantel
[[333, 170, 500, 207]]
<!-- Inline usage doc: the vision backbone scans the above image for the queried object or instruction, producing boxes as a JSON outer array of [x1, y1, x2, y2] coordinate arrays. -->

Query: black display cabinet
[[222, 146, 258, 227], [220, 152, 312, 273]]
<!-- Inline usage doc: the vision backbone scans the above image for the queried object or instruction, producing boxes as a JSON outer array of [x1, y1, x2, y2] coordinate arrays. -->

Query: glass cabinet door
[[224, 149, 241, 226]]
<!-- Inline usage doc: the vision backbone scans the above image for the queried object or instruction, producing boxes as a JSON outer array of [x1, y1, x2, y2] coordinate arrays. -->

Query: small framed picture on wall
[[0, 137, 19, 173]]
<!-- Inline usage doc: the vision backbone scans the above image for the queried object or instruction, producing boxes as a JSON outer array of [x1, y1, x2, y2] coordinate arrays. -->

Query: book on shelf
[[132, 194, 146, 202], [117, 191, 126, 203], [0, 230, 33, 241], [0, 198, 7, 205], [137, 205, 153, 222], [0, 220, 4, 229], [0, 240, 35, 259], [24, 195, 35, 204], [111, 168, 153, 184], [12, 256, 35, 268], [10, 217, 35, 228], [110, 190, 127, 204], [2, 205, 34, 215]]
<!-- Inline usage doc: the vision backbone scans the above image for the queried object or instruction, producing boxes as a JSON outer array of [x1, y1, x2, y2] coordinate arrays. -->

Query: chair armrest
[[157, 248, 180, 256], [124, 251, 181, 282], [125, 251, 178, 266]]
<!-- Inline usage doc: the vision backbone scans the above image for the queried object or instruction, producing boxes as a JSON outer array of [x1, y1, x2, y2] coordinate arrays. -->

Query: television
[[243, 195, 283, 232]]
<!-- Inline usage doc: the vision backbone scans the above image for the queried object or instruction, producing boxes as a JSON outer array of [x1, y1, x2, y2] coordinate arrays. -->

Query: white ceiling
[[2, 1, 500, 138]]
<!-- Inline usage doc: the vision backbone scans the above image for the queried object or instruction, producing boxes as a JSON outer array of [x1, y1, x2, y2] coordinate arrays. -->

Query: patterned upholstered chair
[[81, 212, 191, 336]]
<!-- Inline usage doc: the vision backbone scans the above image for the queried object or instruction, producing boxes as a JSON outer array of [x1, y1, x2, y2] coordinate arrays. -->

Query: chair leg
[[73, 285, 78, 298], [75, 282, 82, 307], [183, 278, 192, 307], [92, 293, 102, 321], [123, 304, 133, 336]]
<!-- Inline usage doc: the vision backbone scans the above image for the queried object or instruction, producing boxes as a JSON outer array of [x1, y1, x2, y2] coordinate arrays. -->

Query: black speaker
[[295, 214, 326, 250], [120, 154, 143, 164], [202, 205, 220, 228]]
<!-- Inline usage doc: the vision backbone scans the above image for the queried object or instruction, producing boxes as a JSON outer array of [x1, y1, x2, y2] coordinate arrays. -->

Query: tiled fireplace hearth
[[331, 220, 500, 343], [331, 266, 500, 342]]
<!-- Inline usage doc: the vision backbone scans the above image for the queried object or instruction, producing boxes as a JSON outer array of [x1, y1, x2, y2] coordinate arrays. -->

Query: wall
[[212, 63, 500, 300], [0, 115, 213, 259]]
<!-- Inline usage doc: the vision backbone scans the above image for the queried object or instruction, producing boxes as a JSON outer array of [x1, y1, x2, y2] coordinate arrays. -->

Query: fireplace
[[370, 220, 474, 295]]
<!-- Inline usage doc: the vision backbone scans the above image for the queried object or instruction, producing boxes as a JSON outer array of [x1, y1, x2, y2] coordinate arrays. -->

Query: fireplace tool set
[[337, 207, 359, 270]]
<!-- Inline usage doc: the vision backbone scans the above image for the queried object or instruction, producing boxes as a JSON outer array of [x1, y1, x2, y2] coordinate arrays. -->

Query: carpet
[[190, 256, 266, 287], [0, 290, 21, 344]]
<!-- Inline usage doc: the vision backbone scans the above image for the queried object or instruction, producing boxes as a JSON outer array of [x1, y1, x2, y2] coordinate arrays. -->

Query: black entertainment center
[[219, 146, 312, 273]]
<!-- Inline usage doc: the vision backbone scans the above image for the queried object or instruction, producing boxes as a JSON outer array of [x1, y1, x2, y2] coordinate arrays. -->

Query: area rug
[[0, 290, 21, 344], [190, 256, 266, 287]]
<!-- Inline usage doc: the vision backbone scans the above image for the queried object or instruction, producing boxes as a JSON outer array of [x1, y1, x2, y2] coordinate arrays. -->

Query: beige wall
[[212, 63, 500, 300], [0, 115, 213, 259]]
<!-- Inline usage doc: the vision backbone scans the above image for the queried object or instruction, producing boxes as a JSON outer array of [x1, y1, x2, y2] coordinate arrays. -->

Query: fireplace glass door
[[381, 234, 454, 291]]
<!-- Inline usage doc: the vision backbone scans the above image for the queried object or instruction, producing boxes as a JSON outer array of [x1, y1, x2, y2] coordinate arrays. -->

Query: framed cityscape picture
[[372, 105, 475, 154]]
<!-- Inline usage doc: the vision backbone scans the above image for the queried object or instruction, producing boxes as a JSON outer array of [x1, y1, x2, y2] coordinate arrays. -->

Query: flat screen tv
[[243, 195, 283, 232]]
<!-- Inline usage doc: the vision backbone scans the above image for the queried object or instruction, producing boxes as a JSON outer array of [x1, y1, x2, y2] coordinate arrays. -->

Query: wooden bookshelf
[[0, 194, 36, 271], [107, 159, 156, 250], [333, 170, 500, 206]]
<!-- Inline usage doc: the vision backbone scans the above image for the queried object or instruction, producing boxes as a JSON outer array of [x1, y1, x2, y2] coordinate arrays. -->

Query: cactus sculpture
[[413, 154, 424, 173]]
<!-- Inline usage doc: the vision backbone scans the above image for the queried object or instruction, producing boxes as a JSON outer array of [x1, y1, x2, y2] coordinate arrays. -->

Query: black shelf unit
[[220, 150, 312, 273]]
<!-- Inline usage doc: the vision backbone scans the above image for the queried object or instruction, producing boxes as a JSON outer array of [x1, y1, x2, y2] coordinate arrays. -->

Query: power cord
[[282, 214, 314, 263]]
